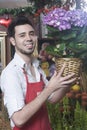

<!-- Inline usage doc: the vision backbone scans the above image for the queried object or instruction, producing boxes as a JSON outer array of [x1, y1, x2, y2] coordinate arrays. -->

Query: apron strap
[[22, 68, 29, 84]]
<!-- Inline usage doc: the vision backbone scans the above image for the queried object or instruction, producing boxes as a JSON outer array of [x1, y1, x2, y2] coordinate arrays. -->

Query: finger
[[61, 77, 76, 85], [62, 73, 75, 81], [51, 71, 57, 79], [57, 63, 66, 77]]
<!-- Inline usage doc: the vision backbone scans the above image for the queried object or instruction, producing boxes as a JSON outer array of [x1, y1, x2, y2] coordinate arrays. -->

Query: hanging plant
[[0, 6, 37, 16], [0, 0, 73, 17]]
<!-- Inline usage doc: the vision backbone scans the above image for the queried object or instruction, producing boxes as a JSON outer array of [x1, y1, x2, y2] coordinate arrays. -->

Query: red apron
[[13, 69, 52, 130]]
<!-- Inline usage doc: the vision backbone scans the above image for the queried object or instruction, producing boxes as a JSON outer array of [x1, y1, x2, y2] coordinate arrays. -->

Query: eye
[[29, 31, 35, 36], [20, 34, 25, 37]]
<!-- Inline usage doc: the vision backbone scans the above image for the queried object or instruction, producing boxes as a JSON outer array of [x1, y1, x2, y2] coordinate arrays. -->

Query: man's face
[[10, 24, 37, 56]]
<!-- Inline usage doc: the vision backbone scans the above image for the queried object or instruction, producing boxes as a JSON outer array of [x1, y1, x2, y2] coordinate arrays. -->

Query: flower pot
[[55, 58, 82, 77]]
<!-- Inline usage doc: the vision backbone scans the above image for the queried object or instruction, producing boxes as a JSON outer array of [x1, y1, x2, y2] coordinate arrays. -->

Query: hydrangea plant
[[43, 8, 87, 59], [43, 8, 87, 130], [43, 8, 87, 30]]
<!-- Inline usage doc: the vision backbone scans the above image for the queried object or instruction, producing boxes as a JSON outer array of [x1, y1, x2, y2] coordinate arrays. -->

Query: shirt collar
[[13, 53, 40, 70]]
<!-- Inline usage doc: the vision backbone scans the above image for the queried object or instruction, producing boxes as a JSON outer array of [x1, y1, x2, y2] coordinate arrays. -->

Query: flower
[[43, 8, 87, 30], [43, 8, 87, 60]]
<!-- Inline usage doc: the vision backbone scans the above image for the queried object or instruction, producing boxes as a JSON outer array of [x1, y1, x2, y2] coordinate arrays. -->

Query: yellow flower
[[71, 84, 80, 91]]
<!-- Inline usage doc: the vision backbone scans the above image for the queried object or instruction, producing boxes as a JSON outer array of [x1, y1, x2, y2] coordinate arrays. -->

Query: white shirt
[[1, 53, 48, 127]]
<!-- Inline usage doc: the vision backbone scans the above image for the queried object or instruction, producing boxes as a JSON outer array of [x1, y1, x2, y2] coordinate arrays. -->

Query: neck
[[16, 52, 33, 65]]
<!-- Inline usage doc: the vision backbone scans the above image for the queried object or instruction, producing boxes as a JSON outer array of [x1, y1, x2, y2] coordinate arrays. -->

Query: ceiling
[[0, 0, 31, 8]]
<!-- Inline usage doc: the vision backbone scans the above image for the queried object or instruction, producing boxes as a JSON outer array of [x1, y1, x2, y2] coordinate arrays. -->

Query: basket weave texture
[[55, 58, 82, 77]]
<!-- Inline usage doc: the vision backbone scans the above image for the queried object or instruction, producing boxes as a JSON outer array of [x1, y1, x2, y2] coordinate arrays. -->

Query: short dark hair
[[7, 16, 34, 37]]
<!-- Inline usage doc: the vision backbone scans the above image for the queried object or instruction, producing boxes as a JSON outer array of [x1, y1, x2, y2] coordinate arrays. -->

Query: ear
[[9, 37, 16, 46]]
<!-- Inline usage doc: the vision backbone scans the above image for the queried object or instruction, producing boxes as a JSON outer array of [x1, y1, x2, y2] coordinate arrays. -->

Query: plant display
[[47, 72, 87, 130], [47, 90, 87, 130], [43, 7, 87, 130], [43, 8, 87, 58], [43, 8, 87, 73]]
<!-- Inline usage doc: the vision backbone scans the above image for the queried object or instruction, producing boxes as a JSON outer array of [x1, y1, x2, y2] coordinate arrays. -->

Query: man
[[1, 16, 76, 130]]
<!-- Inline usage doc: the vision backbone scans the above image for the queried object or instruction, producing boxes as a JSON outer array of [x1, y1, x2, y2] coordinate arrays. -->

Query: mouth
[[25, 43, 34, 49]]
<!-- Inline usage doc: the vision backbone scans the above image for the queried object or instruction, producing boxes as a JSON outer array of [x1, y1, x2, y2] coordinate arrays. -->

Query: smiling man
[[1, 16, 76, 130]]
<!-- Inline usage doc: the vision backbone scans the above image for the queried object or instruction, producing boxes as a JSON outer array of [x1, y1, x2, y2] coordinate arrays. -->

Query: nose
[[26, 34, 32, 41]]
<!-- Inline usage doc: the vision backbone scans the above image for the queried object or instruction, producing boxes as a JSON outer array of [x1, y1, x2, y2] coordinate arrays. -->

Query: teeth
[[25, 44, 33, 48]]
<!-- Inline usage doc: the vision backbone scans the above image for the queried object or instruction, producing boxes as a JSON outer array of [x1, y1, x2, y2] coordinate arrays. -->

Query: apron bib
[[13, 69, 52, 130]]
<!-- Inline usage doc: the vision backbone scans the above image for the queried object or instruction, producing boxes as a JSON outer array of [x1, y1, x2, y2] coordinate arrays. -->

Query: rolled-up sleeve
[[1, 68, 25, 118]]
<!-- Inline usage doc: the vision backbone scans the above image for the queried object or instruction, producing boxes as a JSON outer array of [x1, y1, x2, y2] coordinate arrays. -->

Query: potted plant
[[43, 8, 87, 76], [42, 8, 87, 130]]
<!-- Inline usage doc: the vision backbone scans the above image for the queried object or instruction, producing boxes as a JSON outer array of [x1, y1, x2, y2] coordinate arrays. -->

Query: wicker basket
[[55, 58, 82, 77]]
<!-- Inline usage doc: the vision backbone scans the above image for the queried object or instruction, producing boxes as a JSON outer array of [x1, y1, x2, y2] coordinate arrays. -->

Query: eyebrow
[[18, 31, 35, 35]]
